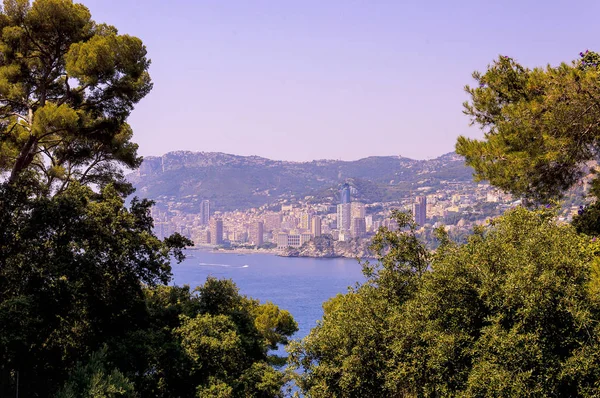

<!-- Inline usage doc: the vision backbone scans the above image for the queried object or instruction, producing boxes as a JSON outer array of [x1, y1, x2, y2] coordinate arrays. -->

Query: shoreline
[[184, 246, 372, 259]]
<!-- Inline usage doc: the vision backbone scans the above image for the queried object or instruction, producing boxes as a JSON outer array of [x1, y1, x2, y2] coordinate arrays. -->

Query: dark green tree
[[113, 280, 297, 398], [55, 347, 136, 398], [288, 212, 429, 397], [0, 181, 189, 396], [290, 208, 600, 397]]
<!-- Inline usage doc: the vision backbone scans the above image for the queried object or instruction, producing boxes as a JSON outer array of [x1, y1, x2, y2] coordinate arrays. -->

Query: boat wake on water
[[198, 262, 250, 269]]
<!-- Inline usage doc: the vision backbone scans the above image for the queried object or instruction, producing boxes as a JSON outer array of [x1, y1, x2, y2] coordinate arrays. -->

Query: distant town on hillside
[[128, 151, 591, 256]]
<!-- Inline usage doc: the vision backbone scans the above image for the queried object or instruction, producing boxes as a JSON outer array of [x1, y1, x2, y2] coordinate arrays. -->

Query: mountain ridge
[[128, 151, 474, 212]]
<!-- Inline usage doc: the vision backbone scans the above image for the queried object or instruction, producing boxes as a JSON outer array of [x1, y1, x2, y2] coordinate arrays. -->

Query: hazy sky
[[81, 0, 599, 161]]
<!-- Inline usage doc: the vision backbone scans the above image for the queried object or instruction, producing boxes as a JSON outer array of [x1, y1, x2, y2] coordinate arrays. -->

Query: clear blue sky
[[81, 0, 599, 161]]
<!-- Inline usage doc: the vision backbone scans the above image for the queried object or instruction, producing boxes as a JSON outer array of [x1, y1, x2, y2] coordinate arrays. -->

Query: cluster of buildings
[[152, 183, 382, 249], [150, 181, 540, 250]]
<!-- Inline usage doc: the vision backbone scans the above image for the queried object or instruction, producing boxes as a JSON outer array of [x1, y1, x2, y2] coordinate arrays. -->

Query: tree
[[0, 0, 151, 195], [55, 347, 136, 398], [0, 181, 189, 396], [457, 51, 600, 204], [288, 212, 430, 397], [290, 208, 600, 396], [113, 280, 297, 398], [0, 2, 300, 397]]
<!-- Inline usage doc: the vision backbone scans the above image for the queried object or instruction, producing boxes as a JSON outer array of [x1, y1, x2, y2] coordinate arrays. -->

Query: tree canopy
[[289, 209, 600, 397], [0, 0, 151, 195], [457, 51, 600, 203]]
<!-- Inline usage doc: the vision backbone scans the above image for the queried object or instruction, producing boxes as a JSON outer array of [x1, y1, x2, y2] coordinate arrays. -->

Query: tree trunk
[[8, 135, 37, 184]]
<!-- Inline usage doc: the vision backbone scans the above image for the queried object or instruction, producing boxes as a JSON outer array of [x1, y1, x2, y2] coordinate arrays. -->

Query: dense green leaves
[[290, 208, 600, 397], [0, 181, 188, 396], [457, 52, 600, 203], [0, 185, 297, 396], [116, 280, 297, 397], [56, 348, 136, 398], [0, 0, 152, 195]]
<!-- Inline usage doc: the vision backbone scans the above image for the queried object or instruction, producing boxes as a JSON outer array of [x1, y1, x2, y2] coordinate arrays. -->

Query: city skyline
[[80, 0, 600, 162]]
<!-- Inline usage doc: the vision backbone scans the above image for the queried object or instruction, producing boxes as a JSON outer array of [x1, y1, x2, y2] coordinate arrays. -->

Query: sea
[[171, 250, 366, 345]]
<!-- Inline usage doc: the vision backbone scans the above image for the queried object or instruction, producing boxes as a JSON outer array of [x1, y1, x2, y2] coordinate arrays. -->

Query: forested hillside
[[128, 151, 473, 210]]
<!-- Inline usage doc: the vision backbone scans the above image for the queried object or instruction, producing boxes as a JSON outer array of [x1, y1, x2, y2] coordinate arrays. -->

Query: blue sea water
[[171, 250, 366, 342]]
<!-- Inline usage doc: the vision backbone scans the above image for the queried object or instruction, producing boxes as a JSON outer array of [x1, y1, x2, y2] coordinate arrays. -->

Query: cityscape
[[149, 175, 588, 255]]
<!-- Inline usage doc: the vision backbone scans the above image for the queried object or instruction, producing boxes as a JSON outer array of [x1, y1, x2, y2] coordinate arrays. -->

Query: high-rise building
[[311, 216, 322, 237], [300, 212, 311, 230], [200, 199, 210, 225], [350, 202, 366, 219], [210, 218, 224, 245], [412, 196, 427, 226], [352, 217, 367, 237], [337, 203, 351, 232], [340, 183, 351, 204], [250, 221, 264, 246]]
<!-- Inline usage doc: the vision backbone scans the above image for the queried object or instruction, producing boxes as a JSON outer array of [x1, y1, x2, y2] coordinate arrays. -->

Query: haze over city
[[81, 0, 600, 161]]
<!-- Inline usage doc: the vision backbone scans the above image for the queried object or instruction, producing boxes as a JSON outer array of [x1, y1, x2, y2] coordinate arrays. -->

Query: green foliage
[[0, 181, 189, 396], [0, 3, 298, 398], [290, 207, 600, 397], [252, 302, 298, 350], [363, 211, 429, 303], [457, 51, 600, 203], [0, 0, 152, 195], [56, 347, 136, 398], [572, 202, 600, 236], [115, 279, 297, 398]]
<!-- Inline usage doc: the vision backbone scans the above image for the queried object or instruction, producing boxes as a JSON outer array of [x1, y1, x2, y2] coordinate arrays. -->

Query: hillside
[[127, 151, 474, 211]]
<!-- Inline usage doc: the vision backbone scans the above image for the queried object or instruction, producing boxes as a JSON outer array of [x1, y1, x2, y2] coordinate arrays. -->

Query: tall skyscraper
[[412, 196, 427, 226], [300, 212, 311, 230], [350, 202, 366, 234], [210, 218, 223, 245], [311, 216, 322, 237], [200, 199, 210, 225], [337, 203, 351, 232], [250, 221, 264, 246], [340, 183, 351, 204], [352, 218, 367, 237]]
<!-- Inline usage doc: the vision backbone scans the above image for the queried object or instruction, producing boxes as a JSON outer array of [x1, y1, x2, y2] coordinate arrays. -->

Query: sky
[[81, 0, 600, 161]]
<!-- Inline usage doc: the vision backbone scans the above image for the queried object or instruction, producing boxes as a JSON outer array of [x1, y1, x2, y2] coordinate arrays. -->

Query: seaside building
[[195, 230, 211, 244], [311, 216, 322, 237], [352, 217, 367, 237], [350, 202, 366, 234], [337, 203, 351, 232], [210, 218, 224, 245], [276, 232, 312, 248], [277, 233, 289, 248], [250, 221, 264, 246]]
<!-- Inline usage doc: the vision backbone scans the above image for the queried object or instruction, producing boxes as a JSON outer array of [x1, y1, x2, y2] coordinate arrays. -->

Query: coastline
[[185, 245, 373, 259]]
